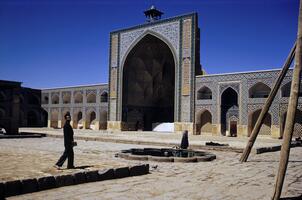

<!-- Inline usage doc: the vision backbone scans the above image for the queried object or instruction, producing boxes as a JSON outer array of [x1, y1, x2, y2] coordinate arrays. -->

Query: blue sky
[[0, 0, 299, 88]]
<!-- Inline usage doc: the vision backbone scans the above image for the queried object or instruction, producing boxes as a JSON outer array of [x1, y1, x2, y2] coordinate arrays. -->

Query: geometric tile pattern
[[195, 69, 302, 135]]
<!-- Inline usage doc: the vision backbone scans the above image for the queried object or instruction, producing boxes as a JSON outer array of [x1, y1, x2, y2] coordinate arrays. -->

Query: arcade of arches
[[49, 109, 107, 130]]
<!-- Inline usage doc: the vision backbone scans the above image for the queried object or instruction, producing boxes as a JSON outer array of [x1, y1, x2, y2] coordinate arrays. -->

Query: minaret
[[144, 5, 164, 22]]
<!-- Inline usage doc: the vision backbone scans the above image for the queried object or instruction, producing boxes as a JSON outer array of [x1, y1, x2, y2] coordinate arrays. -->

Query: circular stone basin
[[117, 148, 216, 162]]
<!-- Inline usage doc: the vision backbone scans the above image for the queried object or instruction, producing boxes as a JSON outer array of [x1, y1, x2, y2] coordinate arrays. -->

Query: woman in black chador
[[54, 112, 75, 169]]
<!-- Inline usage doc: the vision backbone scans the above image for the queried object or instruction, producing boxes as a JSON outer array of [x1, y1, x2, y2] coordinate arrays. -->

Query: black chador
[[55, 113, 75, 169]]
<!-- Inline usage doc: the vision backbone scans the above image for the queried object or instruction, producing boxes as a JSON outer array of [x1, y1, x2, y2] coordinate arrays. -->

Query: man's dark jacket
[[63, 122, 74, 148]]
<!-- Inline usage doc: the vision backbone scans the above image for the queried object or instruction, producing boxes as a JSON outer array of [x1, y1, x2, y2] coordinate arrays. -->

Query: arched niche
[[249, 82, 271, 98], [100, 91, 108, 103], [74, 92, 83, 104], [122, 34, 175, 131], [220, 87, 238, 135], [197, 86, 212, 100], [87, 93, 96, 103]]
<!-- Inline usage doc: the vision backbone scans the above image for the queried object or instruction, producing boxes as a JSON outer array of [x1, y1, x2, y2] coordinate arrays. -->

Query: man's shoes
[[53, 165, 62, 170]]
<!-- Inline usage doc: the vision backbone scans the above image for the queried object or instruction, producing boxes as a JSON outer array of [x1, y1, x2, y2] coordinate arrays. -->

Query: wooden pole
[[272, 1, 302, 199], [239, 42, 296, 162]]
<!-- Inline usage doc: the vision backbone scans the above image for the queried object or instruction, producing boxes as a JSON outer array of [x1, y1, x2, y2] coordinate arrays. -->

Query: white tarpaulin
[[152, 123, 174, 132]]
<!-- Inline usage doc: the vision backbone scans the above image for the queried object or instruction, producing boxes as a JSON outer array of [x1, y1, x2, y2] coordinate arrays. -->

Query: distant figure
[[180, 130, 189, 149], [54, 112, 75, 169]]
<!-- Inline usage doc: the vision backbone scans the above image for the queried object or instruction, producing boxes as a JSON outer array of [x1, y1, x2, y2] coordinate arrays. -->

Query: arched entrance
[[122, 34, 175, 131], [51, 110, 59, 128], [248, 109, 272, 136], [221, 87, 238, 136], [281, 109, 302, 138], [73, 111, 83, 129], [86, 111, 96, 129], [195, 110, 212, 135]]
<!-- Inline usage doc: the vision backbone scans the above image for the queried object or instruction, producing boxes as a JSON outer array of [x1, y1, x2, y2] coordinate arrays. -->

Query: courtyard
[[0, 130, 301, 200]]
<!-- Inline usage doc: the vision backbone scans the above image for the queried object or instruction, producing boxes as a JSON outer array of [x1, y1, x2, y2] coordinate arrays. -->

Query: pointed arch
[[86, 110, 96, 129], [120, 30, 178, 71], [73, 111, 83, 129], [195, 109, 212, 135], [62, 93, 71, 104], [87, 93, 96, 103], [121, 33, 176, 131], [74, 92, 83, 104], [249, 82, 271, 98], [248, 109, 271, 136], [281, 109, 302, 138], [50, 110, 59, 128], [51, 94, 60, 104], [197, 86, 212, 100], [100, 91, 108, 103], [221, 87, 239, 135], [281, 81, 302, 97]]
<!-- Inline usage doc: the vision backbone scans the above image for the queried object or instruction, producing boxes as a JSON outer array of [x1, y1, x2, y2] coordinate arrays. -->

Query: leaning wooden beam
[[239, 41, 296, 162], [272, 0, 302, 199]]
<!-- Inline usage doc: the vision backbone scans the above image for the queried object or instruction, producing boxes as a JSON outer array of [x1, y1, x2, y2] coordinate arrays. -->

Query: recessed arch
[[50, 110, 59, 128], [86, 110, 96, 129], [220, 87, 239, 135], [120, 30, 178, 71], [51, 94, 60, 104], [74, 92, 83, 104], [195, 109, 212, 135], [281, 109, 302, 138], [42, 95, 49, 104], [121, 33, 176, 131], [281, 81, 302, 97], [100, 91, 108, 103], [62, 93, 71, 104], [73, 111, 83, 129], [249, 82, 271, 98], [87, 93, 96, 103], [248, 109, 271, 136], [197, 86, 212, 100]]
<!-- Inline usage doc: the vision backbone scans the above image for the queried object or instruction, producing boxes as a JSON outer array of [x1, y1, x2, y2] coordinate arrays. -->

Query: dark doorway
[[221, 88, 238, 135], [122, 34, 175, 131], [42, 109, 48, 127], [230, 121, 237, 137]]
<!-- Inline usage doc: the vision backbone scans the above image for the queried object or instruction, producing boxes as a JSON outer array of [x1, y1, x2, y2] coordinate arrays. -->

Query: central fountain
[[117, 148, 216, 163]]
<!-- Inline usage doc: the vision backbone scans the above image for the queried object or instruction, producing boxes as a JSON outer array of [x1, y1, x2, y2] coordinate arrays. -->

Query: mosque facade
[[41, 9, 302, 138]]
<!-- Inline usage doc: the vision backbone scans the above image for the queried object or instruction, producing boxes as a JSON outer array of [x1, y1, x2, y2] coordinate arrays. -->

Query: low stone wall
[[0, 164, 149, 198]]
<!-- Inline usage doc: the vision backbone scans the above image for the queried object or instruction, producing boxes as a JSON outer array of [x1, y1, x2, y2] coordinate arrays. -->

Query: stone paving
[[0, 134, 301, 200], [0, 137, 146, 182]]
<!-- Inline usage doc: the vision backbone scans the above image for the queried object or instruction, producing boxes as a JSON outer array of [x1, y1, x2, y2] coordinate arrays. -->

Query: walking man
[[54, 112, 75, 169]]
